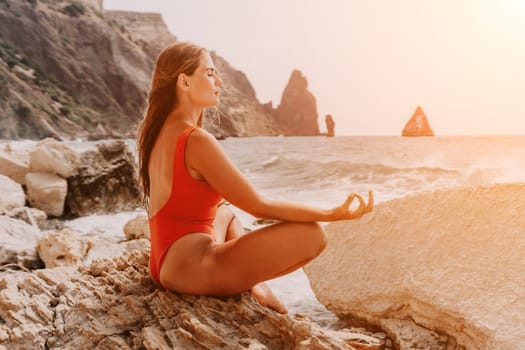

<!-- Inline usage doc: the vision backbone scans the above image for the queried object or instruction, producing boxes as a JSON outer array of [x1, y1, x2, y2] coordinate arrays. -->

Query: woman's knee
[[301, 222, 327, 258]]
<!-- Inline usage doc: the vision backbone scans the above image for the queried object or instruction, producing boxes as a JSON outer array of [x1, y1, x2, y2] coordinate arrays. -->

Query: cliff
[[0, 0, 319, 140]]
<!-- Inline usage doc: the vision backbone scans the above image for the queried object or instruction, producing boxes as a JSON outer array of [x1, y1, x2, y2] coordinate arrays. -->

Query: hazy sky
[[104, 0, 525, 135]]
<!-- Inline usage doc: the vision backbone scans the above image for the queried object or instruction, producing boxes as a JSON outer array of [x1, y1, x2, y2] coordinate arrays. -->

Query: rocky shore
[[0, 138, 385, 349]]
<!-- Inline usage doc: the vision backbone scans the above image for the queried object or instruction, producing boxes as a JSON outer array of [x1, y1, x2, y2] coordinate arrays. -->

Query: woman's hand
[[330, 190, 374, 221]]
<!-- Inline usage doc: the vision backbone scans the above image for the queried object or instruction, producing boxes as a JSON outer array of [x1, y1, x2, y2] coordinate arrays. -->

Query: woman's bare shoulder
[[187, 127, 220, 150]]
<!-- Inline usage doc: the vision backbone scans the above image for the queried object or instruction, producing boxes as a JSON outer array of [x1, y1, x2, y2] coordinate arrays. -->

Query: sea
[[4, 135, 525, 328]]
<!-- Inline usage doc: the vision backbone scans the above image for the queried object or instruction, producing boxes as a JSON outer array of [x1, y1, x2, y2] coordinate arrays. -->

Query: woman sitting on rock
[[136, 42, 373, 314]]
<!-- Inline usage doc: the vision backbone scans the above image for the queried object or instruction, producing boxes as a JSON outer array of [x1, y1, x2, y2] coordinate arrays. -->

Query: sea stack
[[275, 70, 320, 136], [402, 106, 434, 137], [325, 114, 335, 137]]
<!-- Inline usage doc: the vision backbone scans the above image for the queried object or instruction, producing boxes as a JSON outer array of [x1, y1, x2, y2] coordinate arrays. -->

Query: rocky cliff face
[[0, 0, 153, 139], [0, 0, 302, 140]]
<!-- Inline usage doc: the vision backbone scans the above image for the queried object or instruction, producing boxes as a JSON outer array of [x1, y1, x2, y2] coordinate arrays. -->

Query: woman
[[137, 42, 373, 314]]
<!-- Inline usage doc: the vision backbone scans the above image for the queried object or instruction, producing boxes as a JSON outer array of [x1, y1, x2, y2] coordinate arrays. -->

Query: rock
[[276, 70, 320, 136], [0, 216, 43, 270], [325, 114, 335, 137], [0, 148, 29, 185], [0, 175, 25, 214], [37, 229, 92, 268], [402, 106, 434, 136], [5, 207, 47, 228], [84, 237, 150, 265], [0, 249, 355, 349], [26, 172, 68, 217], [124, 214, 150, 240], [66, 141, 142, 217], [304, 183, 525, 350], [29, 138, 80, 178]]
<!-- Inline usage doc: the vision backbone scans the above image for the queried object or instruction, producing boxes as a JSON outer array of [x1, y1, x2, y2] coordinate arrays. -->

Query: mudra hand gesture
[[331, 190, 374, 220]]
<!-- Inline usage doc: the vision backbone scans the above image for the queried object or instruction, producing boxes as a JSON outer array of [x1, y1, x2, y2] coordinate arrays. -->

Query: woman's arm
[[186, 129, 373, 222]]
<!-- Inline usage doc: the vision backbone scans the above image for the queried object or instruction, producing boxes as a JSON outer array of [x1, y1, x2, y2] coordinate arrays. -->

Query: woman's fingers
[[343, 193, 356, 209]]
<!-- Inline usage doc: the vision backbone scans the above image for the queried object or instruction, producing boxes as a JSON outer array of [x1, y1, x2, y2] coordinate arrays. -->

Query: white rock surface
[[304, 183, 525, 350], [0, 175, 25, 214], [29, 138, 80, 178], [26, 172, 68, 217], [0, 215, 43, 269]]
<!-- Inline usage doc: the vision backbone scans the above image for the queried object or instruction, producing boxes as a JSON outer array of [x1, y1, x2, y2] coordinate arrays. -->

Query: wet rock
[[305, 183, 525, 350]]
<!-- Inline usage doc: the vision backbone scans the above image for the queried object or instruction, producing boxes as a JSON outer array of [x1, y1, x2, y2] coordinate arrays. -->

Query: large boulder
[[0, 147, 29, 185], [0, 175, 26, 214], [402, 106, 434, 137], [304, 183, 525, 350], [66, 141, 142, 217], [0, 249, 361, 350], [0, 216, 43, 269], [25, 172, 68, 217], [29, 138, 81, 178], [276, 70, 320, 136]]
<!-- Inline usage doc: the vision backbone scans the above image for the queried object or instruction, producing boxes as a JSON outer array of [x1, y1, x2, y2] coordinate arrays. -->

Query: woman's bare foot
[[250, 282, 288, 314]]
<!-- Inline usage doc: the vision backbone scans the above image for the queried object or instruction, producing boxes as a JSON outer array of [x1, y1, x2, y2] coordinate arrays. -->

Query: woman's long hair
[[137, 42, 205, 211]]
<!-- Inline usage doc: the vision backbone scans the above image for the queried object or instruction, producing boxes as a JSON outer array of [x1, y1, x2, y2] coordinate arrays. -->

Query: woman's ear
[[177, 74, 190, 91]]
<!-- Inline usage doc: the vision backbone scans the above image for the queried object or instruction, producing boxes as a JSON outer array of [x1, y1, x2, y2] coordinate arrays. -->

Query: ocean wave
[[258, 156, 461, 183]]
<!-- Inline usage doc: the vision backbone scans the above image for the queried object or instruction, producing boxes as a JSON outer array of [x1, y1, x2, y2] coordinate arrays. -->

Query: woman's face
[[186, 52, 223, 108]]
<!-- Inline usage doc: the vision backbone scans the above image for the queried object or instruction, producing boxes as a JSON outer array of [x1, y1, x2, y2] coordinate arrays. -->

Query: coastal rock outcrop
[[0, 249, 363, 350], [66, 140, 141, 217], [304, 183, 525, 350], [275, 70, 320, 136], [325, 114, 335, 137], [402, 106, 434, 136]]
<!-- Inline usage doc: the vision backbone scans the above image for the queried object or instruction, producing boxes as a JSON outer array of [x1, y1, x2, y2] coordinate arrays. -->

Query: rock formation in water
[[325, 114, 335, 137], [402, 106, 434, 136], [305, 183, 525, 350], [274, 70, 320, 136]]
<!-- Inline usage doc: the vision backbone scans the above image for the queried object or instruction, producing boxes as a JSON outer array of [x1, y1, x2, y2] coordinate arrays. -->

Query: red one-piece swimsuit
[[148, 125, 223, 285]]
